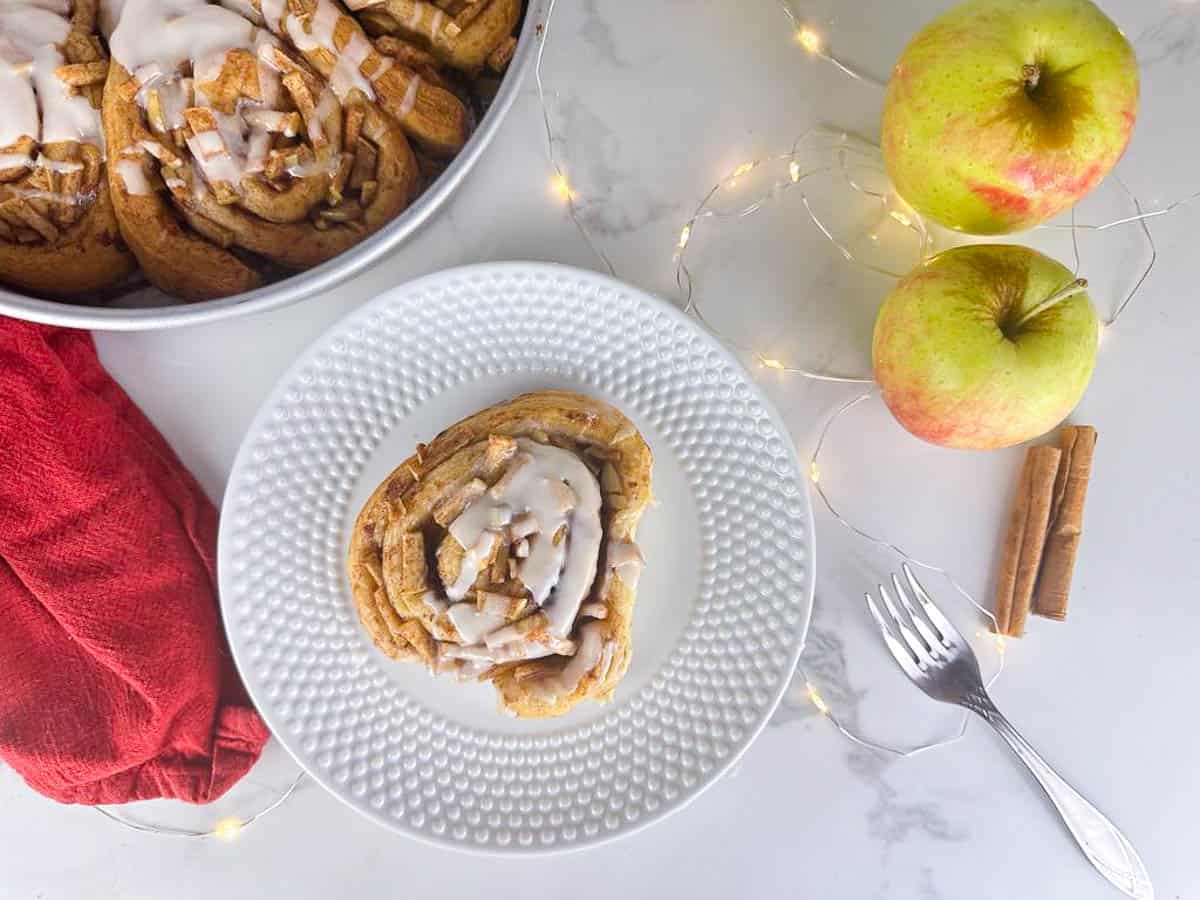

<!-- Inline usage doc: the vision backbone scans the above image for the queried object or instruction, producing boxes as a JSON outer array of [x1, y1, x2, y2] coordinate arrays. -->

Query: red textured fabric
[[0, 319, 269, 805]]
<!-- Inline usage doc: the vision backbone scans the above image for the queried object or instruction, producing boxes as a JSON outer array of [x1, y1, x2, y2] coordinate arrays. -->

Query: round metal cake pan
[[0, 2, 545, 332]]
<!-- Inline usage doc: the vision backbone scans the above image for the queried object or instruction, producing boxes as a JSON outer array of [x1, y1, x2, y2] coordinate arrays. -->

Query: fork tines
[[866, 564, 967, 675]]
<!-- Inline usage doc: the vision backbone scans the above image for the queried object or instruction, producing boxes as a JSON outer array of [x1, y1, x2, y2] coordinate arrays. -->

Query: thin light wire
[[534, 0, 616, 277], [776, 0, 887, 88], [1037, 186, 1200, 233], [674, 128, 925, 383], [93, 771, 307, 839], [1107, 177, 1157, 326], [798, 391, 1007, 757], [1039, 175, 1160, 327]]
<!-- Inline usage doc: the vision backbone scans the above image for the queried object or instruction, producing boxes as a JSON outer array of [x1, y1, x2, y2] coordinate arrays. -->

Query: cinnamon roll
[[345, 0, 521, 75], [0, 0, 135, 297], [349, 391, 653, 718], [102, 0, 422, 300]]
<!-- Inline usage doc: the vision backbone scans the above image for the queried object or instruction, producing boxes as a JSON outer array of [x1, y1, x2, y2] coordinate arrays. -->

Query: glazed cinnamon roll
[[345, 0, 521, 74], [350, 391, 652, 718], [235, 0, 470, 156], [102, 0, 423, 300], [0, 0, 135, 297]]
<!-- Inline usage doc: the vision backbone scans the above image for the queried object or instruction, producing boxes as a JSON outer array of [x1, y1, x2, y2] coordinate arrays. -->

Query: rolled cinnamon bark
[[1034, 426, 1097, 621], [993, 445, 1061, 637]]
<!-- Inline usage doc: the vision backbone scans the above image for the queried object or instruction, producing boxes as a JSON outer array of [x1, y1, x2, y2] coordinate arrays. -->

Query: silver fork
[[866, 564, 1153, 900]]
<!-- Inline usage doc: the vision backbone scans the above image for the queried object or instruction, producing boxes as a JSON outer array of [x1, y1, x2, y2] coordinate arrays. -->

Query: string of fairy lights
[[90, 0, 1200, 838], [541, 0, 1199, 757]]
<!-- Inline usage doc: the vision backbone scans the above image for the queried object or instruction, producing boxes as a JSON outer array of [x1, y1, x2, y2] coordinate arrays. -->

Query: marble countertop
[[4, 1, 1199, 897]]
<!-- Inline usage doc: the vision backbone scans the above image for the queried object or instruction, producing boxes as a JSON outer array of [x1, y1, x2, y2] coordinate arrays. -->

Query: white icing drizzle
[[445, 529, 498, 601], [252, 30, 282, 108], [594, 638, 616, 683], [396, 73, 420, 119], [422, 438, 644, 695], [307, 87, 338, 144], [428, 9, 444, 38], [106, 0, 362, 199], [145, 77, 192, 131], [441, 640, 559, 665], [114, 157, 152, 194], [421, 590, 447, 615], [528, 622, 607, 702], [99, 0, 126, 37], [445, 602, 506, 645], [0, 152, 32, 170], [2, 185, 87, 203], [329, 31, 378, 101], [436, 657, 493, 681], [0, 2, 103, 149], [109, 0, 255, 76], [449, 439, 602, 639], [243, 126, 270, 172], [35, 154, 82, 173], [256, 0, 286, 32], [285, 152, 341, 178], [607, 541, 645, 589], [272, 0, 380, 101], [218, 0, 263, 26]]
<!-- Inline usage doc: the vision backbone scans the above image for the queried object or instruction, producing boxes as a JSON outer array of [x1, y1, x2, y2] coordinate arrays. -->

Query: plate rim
[[218, 261, 815, 855]]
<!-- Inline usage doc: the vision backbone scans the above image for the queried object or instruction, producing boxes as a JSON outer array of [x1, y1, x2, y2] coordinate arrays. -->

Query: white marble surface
[[4, 1, 1200, 897]]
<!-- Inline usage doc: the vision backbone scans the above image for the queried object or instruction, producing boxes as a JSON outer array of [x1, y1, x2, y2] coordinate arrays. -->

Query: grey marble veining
[[551, 93, 682, 238], [1135, 11, 1200, 67]]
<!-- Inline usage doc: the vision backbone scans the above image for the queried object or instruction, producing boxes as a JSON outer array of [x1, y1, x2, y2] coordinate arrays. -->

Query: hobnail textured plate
[[218, 262, 814, 853]]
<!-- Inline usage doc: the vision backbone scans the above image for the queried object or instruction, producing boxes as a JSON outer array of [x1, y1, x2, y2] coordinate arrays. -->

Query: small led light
[[677, 223, 692, 250], [550, 172, 573, 202], [889, 209, 912, 228], [788, 159, 801, 183], [759, 356, 786, 370], [796, 27, 822, 55], [805, 681, 830, 715], [213, 817, 243, 842], [809, 461, 821, 484], [731, 162, 755, 179]]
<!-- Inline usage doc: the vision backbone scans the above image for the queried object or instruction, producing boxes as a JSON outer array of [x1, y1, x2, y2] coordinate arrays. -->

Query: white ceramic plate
[[218, 262, 814, 853]]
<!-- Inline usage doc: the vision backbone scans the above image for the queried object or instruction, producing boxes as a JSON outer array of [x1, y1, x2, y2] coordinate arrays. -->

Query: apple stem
[[1023, 63, 1041, 91], [1015, 277, 1089, 328]]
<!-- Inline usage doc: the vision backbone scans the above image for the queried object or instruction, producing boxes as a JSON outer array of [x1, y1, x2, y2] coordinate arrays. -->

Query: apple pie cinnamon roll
[[345, 0, 521, 74], [349, 391, 652, 718], [0, 0, 135, 297], [102, 0, 423, 300], [235, 0, 470, 156]]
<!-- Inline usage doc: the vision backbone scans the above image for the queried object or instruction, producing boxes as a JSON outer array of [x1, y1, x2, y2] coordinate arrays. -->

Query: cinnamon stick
[[1033, 426, 1097, 621], [993, 445, 1061, 637]]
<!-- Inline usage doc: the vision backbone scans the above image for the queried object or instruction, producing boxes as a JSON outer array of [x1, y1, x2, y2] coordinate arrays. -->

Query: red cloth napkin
[[0, 319, 269, 805]]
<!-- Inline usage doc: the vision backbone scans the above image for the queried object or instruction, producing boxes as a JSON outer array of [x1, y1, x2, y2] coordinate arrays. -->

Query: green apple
[[881, 0, 1139, 234], [872, 244, 1098, 449]]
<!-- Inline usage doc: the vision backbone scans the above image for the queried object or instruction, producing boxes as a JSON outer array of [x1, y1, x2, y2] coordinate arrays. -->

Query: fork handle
[[968, 691, 1153, 900]]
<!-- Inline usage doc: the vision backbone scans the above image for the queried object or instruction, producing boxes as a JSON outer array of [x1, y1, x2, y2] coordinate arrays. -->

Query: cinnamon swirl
[[349, 391, 653, 718]]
